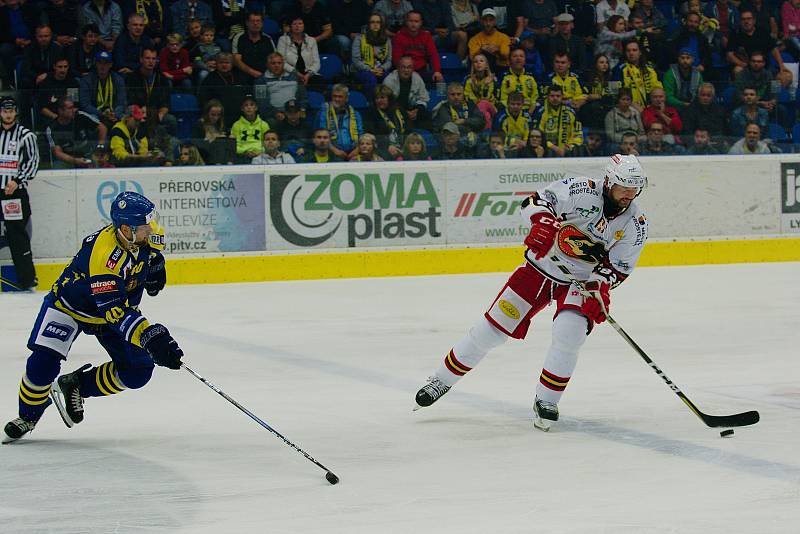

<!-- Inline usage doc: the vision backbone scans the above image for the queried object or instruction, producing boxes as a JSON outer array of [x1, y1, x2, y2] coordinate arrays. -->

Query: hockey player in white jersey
[[414, 154, 649, 431]]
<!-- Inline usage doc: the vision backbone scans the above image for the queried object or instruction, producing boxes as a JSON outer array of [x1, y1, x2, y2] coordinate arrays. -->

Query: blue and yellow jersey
[[50, 224, 159, 347], [493, 109, 533, 146], [546, 71, 588, 105], [499, 70, 539, 113], [532, 102, 583, 149]]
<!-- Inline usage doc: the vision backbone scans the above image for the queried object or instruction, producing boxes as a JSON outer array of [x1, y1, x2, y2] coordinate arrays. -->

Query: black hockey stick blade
[[678, 394, 760, 427]]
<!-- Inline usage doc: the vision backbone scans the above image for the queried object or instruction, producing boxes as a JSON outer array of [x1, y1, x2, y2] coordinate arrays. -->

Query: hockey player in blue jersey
[[3, 191, 184, 443]]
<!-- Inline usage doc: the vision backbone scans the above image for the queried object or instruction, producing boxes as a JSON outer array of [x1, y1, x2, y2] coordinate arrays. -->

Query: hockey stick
[[0, 276, 26, 291], [182, 364, 340, 484], [548, 254, 760, 429]]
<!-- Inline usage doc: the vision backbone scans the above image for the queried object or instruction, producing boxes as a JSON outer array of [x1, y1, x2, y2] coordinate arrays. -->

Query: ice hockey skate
[[51, 364, 91, 428], [2, 416, 39, 443], [414, 376, 451, 410], [533, 397, 559, 432]]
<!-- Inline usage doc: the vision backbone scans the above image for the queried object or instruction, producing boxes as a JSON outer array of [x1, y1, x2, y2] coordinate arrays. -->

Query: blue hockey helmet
[[110, 191, 156, 229]]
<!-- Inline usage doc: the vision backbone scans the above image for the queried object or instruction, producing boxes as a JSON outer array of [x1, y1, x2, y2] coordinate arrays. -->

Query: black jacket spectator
[[35, 60, 80, 122], [198, 67, 250, 121], [21, 35, 64, 90], [126, 69, 170, 112], [681, 99, 728, 142], [66, 27, 104, 76], [43, 0, 82, 49], [329, 0, 371, 40]]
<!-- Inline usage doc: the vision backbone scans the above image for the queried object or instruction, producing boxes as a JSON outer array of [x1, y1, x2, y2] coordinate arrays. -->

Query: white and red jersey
[[521, 175, 648, 286]]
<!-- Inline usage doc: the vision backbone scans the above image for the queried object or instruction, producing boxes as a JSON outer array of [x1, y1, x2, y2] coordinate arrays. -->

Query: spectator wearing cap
[[80, 0, 123, 51], [232, 11, 276, 83], [79, 50, 128, 128], [669, 12, 713, 73], [468, 8, 511, 71], [392, 10, 444, 83], [477, 0, 525, 37], [313, 84, 364, 158], [109, 104, 162, 166], [90, 143, 114, 167], [35, 58, 80, 124], [382, 55, 430, 128], [373, 0, 414, 37], [663, 47, 703, 109], [351, 14, 393, 99], [45, 96, 105, 168], [548, 13, 587, 71], [273, 100, 313, 158], [66, 24, 104, 77], [256, 52, 308, 122], [433, 121, 471, 159], [251, 131, 296, 164], [112, 14, 154, 74], [231, 96, 272, 161]]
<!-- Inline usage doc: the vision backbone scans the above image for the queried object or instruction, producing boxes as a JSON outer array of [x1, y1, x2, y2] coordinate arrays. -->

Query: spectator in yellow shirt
[[468, 9, 512, 71]]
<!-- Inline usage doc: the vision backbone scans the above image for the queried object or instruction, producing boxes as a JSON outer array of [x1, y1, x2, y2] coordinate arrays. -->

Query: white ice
[[1, 262, 799, 534]]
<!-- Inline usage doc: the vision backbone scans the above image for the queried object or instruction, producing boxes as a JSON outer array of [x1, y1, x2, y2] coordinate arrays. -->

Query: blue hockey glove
[[141, 324, 184, 369], [145, 252, 166, 296]]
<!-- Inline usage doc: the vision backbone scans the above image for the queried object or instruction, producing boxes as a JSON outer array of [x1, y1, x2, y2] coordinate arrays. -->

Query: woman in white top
[[277, 16, 325, 91]]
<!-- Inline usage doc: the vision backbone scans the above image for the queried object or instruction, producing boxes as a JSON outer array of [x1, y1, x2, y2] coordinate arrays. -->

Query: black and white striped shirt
[[0, 123, 40, 189]]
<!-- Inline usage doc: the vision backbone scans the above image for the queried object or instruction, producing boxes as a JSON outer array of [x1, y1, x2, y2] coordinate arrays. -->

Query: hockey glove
[[145, 252, 166, 297], [580, 281, 611, 324], [524, 212, 561, 260], [141, 324, 184, 369]]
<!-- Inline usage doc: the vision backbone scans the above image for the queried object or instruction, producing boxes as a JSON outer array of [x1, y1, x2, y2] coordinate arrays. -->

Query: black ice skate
[[2, 417, 38, 444], [51, 364, 91, 428], [414, 376, 451, 411], [533, 397, 559, 432]]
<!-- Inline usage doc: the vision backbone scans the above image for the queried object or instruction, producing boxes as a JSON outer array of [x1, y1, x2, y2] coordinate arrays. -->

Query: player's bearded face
[[606, 184, 639, 210]]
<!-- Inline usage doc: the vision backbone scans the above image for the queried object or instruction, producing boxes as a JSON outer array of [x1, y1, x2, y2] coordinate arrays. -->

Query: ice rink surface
[[1, 261, 798, 533]]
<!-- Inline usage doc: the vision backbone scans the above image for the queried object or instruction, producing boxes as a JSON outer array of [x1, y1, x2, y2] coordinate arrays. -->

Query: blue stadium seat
[[171, 93, 199, 113], [768, 122, 788, 142], [319, 54, 343, 81], [440, 52, 465, 83], [170, 93, 200, 141], [348, 89, 369, 110], [412, 128, 438, 151], [720, 85, 737, 106], [427, 91, 445, 111], [792, 123, 800, 142], [263, 18, 280, 40], [307, 90, 325, 111]]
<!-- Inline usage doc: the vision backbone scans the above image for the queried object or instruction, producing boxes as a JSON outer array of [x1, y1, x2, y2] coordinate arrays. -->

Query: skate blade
[[533, 417, 552, 432], [413, 403, 423, 412], [2, 434, 20, 444], [49, 387, 75, 429]]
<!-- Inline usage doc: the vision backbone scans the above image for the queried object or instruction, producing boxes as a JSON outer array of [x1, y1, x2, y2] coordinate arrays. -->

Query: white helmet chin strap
[[116, 225, 138, 250]]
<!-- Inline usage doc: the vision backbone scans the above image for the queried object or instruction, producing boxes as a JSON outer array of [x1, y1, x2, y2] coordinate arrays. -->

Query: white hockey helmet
[[604, 154, 647, 191]]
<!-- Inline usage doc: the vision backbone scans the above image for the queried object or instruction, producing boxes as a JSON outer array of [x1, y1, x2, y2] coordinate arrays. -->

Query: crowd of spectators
[[1, 0, 799, 168]]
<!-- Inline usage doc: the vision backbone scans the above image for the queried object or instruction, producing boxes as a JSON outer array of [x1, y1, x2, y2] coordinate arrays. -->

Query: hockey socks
[[17, 373, 53, 423], [535, 310, 588, 405], [435, 317, 507, 386], [79, 362, 127, 398]]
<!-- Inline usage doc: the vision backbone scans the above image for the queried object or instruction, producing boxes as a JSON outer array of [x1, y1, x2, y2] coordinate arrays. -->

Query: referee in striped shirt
[[0, 96, 39, 290]]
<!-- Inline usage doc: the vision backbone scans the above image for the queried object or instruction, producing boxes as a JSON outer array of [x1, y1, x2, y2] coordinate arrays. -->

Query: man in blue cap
[[662, 46, 704, 109], [78, 50, 128, 128], [2, 191, 183, 443]]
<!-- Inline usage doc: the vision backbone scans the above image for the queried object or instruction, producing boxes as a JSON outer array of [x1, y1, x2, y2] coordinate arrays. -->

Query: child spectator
[[160, 33, 193, 89], [231, 96, 272, 162], [90, 143, 115, 168], [463, 53, 497, 130], [397, 131, 431, 160], [251, 131, 296, 164], [177, 143, 206, 165], [191, 24, 222, 84]]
